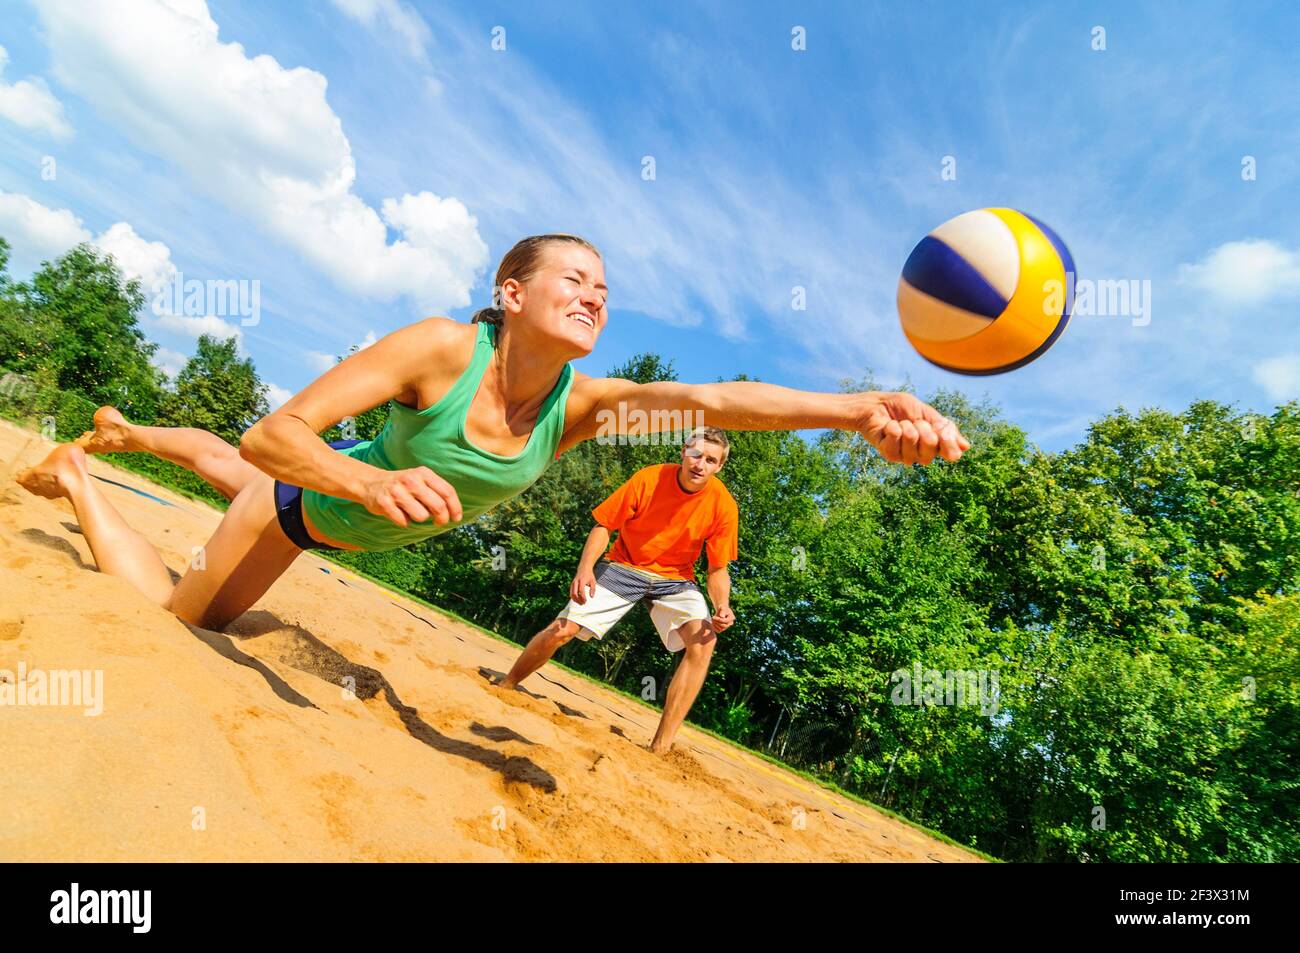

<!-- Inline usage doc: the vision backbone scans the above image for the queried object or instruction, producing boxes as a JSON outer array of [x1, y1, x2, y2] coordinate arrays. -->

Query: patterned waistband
[[594, 559, 699, 602]]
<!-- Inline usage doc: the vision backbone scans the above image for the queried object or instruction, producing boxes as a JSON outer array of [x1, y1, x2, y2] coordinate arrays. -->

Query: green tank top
[[302, 321, 575, 551]]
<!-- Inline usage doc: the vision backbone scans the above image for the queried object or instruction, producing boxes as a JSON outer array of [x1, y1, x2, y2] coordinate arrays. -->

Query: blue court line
[[92, 474, 176, 507]]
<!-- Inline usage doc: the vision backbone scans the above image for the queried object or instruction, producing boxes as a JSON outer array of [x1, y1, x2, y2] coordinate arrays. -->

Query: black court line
[[534, 670, 641, 725], [391, 602, 436, 628], [390, 601, 465, 642], [317, 566, 462, 641]]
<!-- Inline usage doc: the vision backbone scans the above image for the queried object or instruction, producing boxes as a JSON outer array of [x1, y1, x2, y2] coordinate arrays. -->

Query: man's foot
[[75, 406, 136, 455], [648, 739, 673, 755], [478, 667, 518, 691], [496, 677, 518, 691], [16, 444, 88, 499]]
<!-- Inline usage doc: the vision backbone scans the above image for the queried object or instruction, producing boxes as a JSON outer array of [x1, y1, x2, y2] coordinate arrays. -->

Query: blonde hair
[[472, 234, 603, 328], [685, 426, 730, 465]]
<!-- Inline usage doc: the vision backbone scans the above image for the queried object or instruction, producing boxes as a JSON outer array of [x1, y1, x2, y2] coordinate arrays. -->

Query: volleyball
[[897, 208, 1076, 375]]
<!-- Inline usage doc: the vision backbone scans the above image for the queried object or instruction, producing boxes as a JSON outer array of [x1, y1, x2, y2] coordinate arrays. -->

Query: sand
[[0, 419, 984, 862]]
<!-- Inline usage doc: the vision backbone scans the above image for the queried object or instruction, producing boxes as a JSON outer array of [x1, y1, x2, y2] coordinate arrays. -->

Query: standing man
[[498, 426, 738, 754]]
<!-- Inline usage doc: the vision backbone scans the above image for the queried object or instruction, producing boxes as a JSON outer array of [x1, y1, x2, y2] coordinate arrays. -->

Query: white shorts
[[557, 567, 711, 653]]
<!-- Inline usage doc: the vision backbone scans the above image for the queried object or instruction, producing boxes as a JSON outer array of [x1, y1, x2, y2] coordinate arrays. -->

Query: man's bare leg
[[498, 618, 583, 689], [649, 619, 716, 754], [77, 405, 261, 501]]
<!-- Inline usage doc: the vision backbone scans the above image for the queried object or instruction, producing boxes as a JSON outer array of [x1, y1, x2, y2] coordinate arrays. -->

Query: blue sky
[[1, 0, 1298, 451]]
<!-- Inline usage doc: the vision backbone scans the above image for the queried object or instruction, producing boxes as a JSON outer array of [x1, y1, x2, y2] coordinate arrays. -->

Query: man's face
[[679, 439, 725, 489]]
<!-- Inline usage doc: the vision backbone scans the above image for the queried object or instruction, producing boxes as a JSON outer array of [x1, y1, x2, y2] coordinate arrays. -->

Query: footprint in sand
[[477, 666, 540, 700], [0, 615, 24, 641]]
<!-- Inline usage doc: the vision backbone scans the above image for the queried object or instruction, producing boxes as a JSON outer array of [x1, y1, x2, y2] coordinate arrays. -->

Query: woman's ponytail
[[471, 306, 505, 326]]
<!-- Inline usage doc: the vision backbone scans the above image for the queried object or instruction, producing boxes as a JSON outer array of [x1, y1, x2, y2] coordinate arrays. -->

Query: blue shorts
[[274, 438, 361, 551]]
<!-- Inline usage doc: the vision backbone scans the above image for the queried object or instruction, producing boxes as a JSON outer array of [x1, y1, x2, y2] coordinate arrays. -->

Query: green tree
[[155, 334, 270, 444], [319, 340, 394, 444], [7, 242, 164, 420], [1202, 592, 1300, 861], [0, 237, 48, 374]]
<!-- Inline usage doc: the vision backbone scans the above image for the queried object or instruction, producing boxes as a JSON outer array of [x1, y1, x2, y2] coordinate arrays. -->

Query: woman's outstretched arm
[[239, 317, 467, 525], [559, 376, 970, 466]]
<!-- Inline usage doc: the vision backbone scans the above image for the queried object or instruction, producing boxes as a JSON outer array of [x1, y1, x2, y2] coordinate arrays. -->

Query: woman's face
[[510, 244, 608, 355]]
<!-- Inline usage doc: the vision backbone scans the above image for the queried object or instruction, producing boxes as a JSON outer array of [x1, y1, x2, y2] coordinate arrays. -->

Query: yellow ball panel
[[905, 208, 1066, 373], [896, 278, 996, 343]]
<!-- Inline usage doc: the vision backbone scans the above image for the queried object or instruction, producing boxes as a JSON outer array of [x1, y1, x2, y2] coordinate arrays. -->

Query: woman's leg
[[18, 444, 302, 630], [165, 470, 304, 630], [77, 406, 262, 501], [18, 444, 174, 604]]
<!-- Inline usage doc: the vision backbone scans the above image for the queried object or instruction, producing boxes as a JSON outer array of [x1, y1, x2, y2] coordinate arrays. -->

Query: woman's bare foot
[[16, 443, 88, 500], [75, 406, 136, 455]]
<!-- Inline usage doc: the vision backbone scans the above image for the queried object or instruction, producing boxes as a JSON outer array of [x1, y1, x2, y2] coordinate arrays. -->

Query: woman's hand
[[362, 466, 463, 527], [571, 566, 598, 604], [857, 392, 971, 466]]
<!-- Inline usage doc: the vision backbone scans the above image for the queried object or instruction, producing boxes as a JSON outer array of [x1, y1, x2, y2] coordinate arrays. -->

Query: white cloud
[[0, 189, 178, 288], [152, 310, 243, 344], [386, 12, 903, 360], [94, 221, 177, 292], [304, 329, 375, 372], [265, 382, 294, 410], [1253, 353, 1300, 402], [0, 188, 88, 260], [304, 350, 337, 373], [0, 188, 252, 357], [35, 0, 486, 311], [329, 0, 431, 60], [0, 45, 73, 138], [1179, 240, 1300, 305], [150, 346, 188, 380]]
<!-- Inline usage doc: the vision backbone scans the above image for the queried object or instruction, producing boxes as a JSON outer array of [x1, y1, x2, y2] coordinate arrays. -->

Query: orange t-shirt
[[592, 463, 739, 581]]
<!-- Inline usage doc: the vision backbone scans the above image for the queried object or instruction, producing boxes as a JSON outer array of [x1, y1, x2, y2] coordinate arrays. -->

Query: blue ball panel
[[900, 236, 1009, 320]]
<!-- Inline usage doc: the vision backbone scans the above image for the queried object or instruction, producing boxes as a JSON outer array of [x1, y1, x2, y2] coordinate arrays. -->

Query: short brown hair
[[685, 426, 730, 464], [472, 234, 603, 327]]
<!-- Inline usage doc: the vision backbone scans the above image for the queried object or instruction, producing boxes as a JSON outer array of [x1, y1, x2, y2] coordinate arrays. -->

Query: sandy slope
[[0, 420, 984, 862]]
